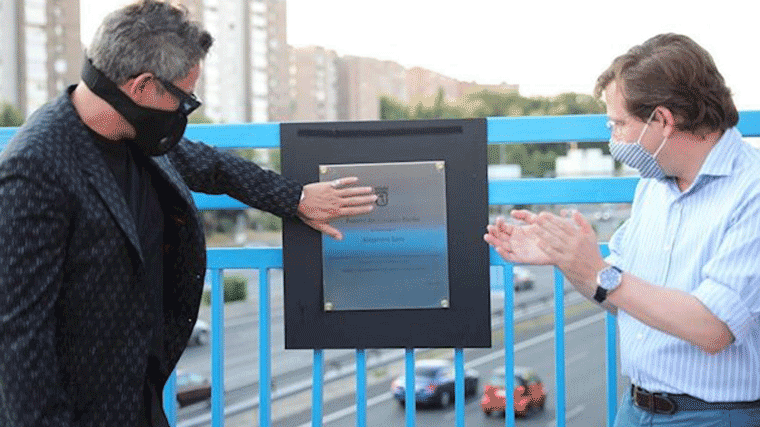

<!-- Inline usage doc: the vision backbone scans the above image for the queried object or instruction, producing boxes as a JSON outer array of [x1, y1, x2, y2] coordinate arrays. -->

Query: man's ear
[[655, 106, 677, 138], [123, 73, 156, 101]]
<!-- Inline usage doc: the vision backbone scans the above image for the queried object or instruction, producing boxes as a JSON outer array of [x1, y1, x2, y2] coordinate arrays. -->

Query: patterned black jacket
[[0, 87, 302, 426]]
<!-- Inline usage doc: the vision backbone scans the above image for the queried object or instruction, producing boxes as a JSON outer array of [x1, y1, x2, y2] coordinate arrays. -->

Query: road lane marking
[[464, 311, 606, 368], [296, 393, 394, 427], [307, 311, 607, 426], [565, 351, 589, 366]]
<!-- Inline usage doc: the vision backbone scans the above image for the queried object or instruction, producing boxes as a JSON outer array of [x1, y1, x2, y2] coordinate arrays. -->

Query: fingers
[[338, 186, 375, 197], [573, 210, 595, 235], [304, 219, 343, 240], [496, 218, 514, 236], [483, 233, 518, 262], [511, 209, 537, 224], [335, 204, 375, 216], [535, 212, 572, 239], [483, 232, 502, 248], [329, 176, 359, 189], [339, 194, 378, 207]]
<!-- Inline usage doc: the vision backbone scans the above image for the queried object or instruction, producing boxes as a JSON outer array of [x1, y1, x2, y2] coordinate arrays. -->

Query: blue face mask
[[608, 110, 669, 180]]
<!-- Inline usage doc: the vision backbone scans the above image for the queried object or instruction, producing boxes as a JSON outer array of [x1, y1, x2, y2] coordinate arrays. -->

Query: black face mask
[[80, 57, 189, 156]]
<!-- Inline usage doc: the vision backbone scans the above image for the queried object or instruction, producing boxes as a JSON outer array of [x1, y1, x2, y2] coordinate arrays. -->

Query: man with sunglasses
[[485, 34, 760, 425], [0, 1, 376, 426]]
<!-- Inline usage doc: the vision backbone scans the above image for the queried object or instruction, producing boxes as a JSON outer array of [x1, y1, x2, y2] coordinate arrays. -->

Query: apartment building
[[405, 66, 464, 103], [193, 0, 288, 123], [289, 45, 338, 122], [0, 0, 82, 117], [337, 55, 407, 121]]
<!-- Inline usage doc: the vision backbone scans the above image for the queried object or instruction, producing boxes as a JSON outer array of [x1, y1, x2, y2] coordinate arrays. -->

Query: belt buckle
[[651, 392, 677, 415]]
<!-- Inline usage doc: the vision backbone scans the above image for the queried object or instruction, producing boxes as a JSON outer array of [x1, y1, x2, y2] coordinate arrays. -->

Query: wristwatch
[[593, 265, 623, 303]]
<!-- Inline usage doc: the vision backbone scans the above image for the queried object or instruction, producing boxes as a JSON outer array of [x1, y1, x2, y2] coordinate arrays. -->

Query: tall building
[[405, 66, 463, 103], [193, 0, 288, 123], [266, 0, 289, 122], [289, 45, 338, 122], [337, 55, 407, 121], [0, 0, 82, 117]]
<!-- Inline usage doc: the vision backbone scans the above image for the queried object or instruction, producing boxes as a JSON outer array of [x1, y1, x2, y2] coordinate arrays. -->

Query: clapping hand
[[484, 210, 553, 265]]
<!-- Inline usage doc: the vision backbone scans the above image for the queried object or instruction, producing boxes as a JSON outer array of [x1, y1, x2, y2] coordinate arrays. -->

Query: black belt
[[631, 385, 760, 414]]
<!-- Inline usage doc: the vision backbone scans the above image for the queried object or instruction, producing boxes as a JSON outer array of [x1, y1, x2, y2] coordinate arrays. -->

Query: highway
[[173, 264, 630, 426], [272, 306, 629, 427]]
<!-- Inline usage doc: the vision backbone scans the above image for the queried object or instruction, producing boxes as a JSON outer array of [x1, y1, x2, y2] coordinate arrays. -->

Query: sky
[[80, 0, 760, 110]]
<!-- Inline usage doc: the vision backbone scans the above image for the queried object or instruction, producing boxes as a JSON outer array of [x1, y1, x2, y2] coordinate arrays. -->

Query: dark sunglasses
[[158, 78, 202, 116]]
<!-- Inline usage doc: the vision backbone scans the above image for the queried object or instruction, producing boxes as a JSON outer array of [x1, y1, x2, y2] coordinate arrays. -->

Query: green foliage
[[379, 96, 410, 120], [0, 103, 24, 127], [188, 112, 214, 124], [379, 87, 606, 177], [381, 88, 462, 120], [202, 275, 248, 305]]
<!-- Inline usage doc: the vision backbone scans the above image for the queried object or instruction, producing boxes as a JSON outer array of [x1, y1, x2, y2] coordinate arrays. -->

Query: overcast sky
[[80, 0, 760, 110]]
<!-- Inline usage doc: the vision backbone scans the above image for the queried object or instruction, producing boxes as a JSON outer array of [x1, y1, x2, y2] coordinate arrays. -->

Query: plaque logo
[[374, 186, 389, 206]]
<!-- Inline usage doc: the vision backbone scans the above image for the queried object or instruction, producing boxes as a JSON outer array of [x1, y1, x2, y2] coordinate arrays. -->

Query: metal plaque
[[320, 161, 449, 311]]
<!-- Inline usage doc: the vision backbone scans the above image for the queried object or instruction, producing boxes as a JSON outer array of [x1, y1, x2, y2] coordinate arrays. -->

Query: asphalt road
[[276, 308, 629, 427], [174, 265, 563, 415], [173, 262, 626, 426]]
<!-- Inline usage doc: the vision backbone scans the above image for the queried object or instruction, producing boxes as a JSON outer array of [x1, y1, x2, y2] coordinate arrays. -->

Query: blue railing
[[3, 111, 760, 427]]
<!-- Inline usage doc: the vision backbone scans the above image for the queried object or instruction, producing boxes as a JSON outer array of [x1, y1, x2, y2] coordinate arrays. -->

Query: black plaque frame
[[281, 119, 490, 349]]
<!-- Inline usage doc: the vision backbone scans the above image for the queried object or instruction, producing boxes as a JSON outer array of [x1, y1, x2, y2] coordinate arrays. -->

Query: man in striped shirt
[[485, 33, 760, 425]]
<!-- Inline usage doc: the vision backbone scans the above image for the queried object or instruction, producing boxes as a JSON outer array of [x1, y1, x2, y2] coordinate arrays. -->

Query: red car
[[481, 366, 546, 417]]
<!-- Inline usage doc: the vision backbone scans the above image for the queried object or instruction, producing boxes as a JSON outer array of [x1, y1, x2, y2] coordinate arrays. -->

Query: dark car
[[513, 266, 535, 292], [391, 359, 479, 408], [481, 366, 546, 417], [176, 371, 212, 408]]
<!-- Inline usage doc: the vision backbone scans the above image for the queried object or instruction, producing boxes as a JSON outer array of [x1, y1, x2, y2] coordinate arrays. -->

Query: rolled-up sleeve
[[692, 193, 760, 345]]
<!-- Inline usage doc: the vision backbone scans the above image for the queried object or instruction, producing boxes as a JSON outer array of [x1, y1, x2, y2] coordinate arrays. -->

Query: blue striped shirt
[[607, 127, 760, 402]]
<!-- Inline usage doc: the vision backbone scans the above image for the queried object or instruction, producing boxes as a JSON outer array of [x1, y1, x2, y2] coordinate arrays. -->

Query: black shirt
[[91, 134, 168, 427]]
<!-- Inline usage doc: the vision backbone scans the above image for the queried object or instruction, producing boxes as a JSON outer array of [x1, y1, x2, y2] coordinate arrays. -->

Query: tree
[[188, 112, 214, 124], [378, 89, 606, 176], [379, 96, 409, 120], [0, 103, 24, 127]]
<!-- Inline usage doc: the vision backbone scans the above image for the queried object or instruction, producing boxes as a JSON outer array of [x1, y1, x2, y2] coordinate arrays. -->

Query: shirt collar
[[695, 127, 742, 178]]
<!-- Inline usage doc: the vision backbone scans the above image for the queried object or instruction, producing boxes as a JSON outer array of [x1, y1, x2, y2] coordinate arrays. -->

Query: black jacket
[[0, 87, 301, 426]]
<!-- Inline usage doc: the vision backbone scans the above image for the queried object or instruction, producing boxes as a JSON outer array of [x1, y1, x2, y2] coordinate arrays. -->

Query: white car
[[188, 319, 210, 346]]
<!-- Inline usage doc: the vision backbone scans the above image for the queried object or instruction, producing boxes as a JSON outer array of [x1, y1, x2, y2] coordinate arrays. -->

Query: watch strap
[[593, 286, 608, 303]]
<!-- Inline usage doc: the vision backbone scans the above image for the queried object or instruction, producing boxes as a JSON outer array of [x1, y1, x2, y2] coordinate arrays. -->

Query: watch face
[[599, 266, 622, 290]]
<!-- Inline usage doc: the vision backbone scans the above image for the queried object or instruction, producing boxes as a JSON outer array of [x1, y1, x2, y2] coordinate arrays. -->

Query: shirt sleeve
[[692, 192, 760, 345], [604, 217, 629, 269], [604, 179, 647, 270]]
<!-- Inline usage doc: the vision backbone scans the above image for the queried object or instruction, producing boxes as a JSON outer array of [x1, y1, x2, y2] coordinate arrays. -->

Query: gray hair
[[87, 0, 213, 85]]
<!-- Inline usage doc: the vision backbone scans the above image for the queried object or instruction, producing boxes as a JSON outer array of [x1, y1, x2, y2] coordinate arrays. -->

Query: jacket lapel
[[74, 127, 145, 265], [148, 155, 195, 207]]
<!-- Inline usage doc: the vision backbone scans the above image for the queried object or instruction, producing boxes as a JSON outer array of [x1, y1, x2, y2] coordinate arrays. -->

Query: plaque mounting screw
[[440, 299, 449, 308], [435, 162, 444, 171], [324, 302, 334, 311], [320, 166, 328, 174]]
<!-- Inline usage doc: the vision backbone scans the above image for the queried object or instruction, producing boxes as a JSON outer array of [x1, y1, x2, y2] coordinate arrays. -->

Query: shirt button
[[664, 245, 671, 251], [637, 333, 644, 340]]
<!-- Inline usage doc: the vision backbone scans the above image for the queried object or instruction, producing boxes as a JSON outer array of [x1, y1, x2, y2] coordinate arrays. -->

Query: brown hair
[[595, 33, 738, 134]]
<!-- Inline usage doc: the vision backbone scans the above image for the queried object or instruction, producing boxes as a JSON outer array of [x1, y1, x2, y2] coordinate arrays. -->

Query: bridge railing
[[3, 111, 759, 427]]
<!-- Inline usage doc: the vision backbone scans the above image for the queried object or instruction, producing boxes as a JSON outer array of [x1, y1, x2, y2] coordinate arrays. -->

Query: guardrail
[[3, 111, 759, 427]]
